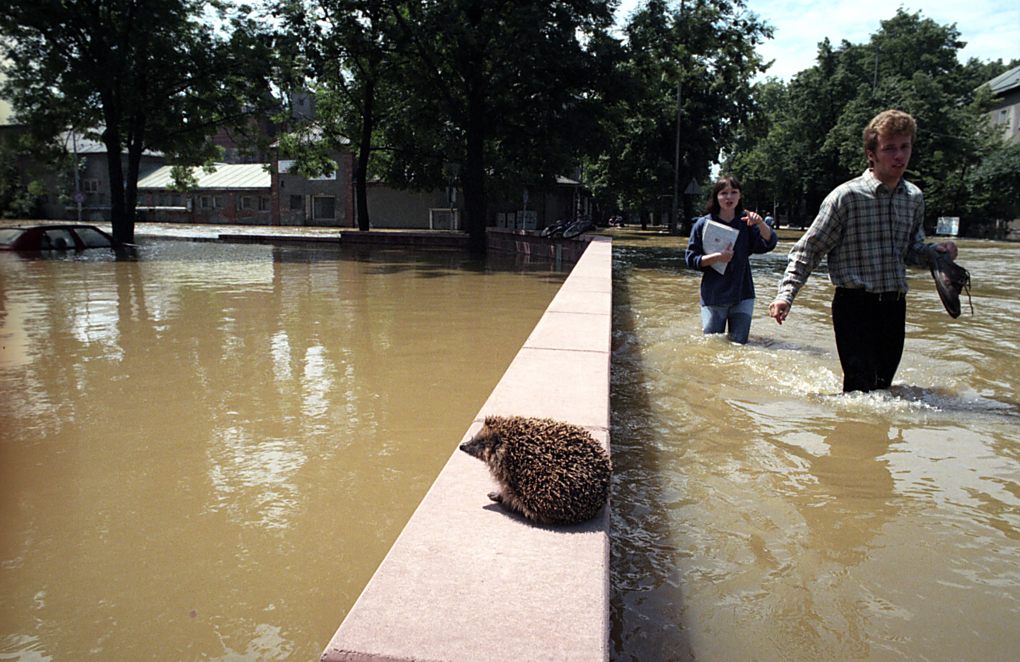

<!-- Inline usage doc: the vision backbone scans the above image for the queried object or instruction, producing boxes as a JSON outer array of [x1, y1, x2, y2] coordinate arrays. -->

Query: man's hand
[[769, 300, 790, 325], [933, 241, 958, 261]]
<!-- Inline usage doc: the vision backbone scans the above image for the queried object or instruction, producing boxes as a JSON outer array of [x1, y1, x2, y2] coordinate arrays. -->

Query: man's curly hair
[[863, 109, 916, 157]]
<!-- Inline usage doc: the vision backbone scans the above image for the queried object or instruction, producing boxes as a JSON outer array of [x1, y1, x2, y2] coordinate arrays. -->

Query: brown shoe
[[930, 252, 972, 318]]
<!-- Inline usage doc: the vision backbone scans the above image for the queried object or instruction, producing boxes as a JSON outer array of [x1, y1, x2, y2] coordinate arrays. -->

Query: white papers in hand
[[703, 220, 739, 274]]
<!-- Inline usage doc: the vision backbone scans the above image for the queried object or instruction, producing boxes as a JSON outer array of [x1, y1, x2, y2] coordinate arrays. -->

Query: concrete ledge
[[321, 236, 613, 662]]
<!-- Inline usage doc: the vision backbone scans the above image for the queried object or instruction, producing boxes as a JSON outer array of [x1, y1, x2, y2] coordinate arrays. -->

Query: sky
[[614, 0, 1020, 81]]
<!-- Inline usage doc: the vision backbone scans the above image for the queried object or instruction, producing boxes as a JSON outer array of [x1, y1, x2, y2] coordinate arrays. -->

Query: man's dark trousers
[[832, 287, 907, 393]]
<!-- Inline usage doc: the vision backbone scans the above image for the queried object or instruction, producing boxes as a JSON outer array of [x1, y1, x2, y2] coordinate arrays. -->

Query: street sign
[[72, 191, 85, 204]]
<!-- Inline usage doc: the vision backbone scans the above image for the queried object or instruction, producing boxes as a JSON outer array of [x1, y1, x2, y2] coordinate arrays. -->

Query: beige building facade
[[984, 65, 1020, 146]]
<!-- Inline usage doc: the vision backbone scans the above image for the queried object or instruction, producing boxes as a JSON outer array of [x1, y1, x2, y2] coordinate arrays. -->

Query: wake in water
[[611, 236, 1020, 662], [680, 330, 1020, 422]]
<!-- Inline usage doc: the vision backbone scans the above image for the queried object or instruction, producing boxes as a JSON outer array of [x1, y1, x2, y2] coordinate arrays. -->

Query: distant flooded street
[[0, 239, 567, 661], [609, 231, 1020, 662]]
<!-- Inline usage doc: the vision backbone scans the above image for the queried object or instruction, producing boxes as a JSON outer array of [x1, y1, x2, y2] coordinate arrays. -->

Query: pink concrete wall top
[[321, 236, 613, 662]]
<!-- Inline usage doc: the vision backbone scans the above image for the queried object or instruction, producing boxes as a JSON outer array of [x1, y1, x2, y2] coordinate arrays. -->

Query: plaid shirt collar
[[862, 168, 906, 195]]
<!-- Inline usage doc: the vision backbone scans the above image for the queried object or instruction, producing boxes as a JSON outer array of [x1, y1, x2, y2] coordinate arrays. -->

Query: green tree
[[0, 0, 273, 242], [723, 77, 796, 219], [589, 0, 773, 234], [377, 0, 619, 253], [726, 37, 873, 226], [0, 138, 45, 219], [823, 12, 1012, 233], [967, 142, 1020, 227], [729, 9, 1017, 233], [276, 0, 620, 248], [274, 0, 405, 231]]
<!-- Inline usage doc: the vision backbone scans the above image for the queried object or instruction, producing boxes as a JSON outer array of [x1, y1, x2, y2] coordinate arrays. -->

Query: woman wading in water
[[685, 175, 777, 344]]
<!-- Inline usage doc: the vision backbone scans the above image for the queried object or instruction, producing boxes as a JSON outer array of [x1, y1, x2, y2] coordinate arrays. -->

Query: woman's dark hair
[[706, 175, 744, 217]]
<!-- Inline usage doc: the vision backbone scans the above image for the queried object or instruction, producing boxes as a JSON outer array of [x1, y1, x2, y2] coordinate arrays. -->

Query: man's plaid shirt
[[777, 169, 936, 305]]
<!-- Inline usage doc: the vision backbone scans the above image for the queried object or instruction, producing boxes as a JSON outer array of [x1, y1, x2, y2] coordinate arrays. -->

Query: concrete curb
[[321, 235, 613, 662]]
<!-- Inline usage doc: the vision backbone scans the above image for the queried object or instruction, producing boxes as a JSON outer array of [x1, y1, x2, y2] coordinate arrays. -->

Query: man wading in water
[[768, 109, 959, 393]]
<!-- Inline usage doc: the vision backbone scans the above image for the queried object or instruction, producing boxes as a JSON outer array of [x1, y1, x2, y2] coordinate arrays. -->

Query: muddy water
[[0, 240, 567, 661], [609, 231, 1020, 662]]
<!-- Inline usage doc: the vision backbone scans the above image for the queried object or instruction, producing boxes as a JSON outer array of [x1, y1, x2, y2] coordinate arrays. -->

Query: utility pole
[[873, 44, 881, 92], [71, 130, 82, 222], [671, 77, 682, 235]]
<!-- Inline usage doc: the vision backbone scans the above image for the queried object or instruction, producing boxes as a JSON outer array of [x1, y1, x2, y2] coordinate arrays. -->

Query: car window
[[75, 227, 113, 248], [0, 228, 23, 247], [41, 229, 76, 250]]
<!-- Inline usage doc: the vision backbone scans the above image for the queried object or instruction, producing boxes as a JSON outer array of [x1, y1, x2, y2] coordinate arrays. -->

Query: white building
[[984, 64, 1020, 146]]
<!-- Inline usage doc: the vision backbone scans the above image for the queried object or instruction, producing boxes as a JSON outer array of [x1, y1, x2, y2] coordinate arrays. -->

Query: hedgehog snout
[[459, 439, 484, 459]]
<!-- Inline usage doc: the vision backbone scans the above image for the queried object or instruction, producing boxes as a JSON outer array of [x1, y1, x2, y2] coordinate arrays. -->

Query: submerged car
[[0, 224, 129, 252]]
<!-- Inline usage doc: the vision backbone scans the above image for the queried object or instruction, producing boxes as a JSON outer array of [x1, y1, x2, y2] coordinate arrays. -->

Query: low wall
[[218, 227, 595, 263], [340, 229, 470, 249], [320, 235, 613, 662], [487, 227, 593, 263]]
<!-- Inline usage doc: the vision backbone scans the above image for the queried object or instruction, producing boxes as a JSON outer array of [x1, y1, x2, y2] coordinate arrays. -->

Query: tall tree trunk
[[356, 78, 374, 232], [102, 125, 133, 244], [462, 83, 488, 254], [124, 133, 143, 243]]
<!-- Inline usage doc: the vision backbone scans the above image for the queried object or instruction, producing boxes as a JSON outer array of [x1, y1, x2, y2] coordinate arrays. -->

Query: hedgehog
[[458, 415, 612, 526]]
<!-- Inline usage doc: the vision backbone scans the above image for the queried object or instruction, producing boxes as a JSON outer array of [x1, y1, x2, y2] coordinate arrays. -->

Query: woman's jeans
[[701, 298, 755, 344]]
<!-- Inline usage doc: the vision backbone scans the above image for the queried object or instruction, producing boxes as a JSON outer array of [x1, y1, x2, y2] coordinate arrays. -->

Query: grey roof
[[137, 163, 271, 190], [986, 64, 1020, 95], [61, 130, 163, 157], [269, 122, 351, 148]]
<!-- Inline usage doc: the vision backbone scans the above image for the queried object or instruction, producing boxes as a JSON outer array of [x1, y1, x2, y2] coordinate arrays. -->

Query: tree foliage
[[586, 0, 773, 233], [0, 0, 274, 241], [968, 142, 1020, 223], [379, 0, 620, 252], [0, 138, 45, 219], [271, 0, 399, 230], [727, 9, 1020, 233], [272, 0, 620, 249]]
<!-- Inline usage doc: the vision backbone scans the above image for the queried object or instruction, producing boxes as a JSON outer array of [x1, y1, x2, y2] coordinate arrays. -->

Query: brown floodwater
[[609, 231, 1020, 661], [0, 238, 567, 661]]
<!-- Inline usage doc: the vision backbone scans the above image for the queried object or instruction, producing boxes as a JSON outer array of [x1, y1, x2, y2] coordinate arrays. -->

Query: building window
[[213, 196, 224, 209], [290, 195, 303, 211], [998, 108, 1010, 126], [239, 196, 253, 210], [313, 196, 335, 220], [259, 196, 270, 211], [200, 196, 210, 209]]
